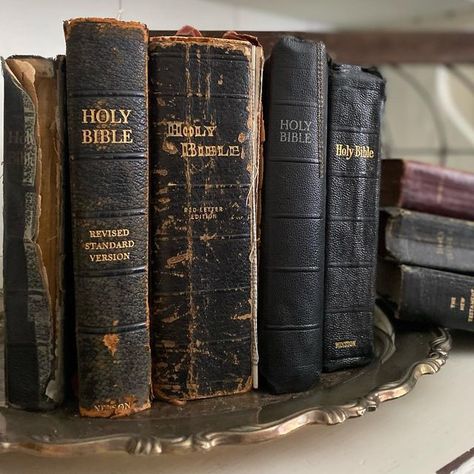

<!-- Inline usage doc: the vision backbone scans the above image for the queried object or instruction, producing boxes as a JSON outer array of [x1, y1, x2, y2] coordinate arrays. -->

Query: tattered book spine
[[64, 18, 151, 417], [377, 263, 474, 332], [149, 36, 263, 401], [323, 64, 385, 371], [259, 37, 328, 393], [2, 56, 66, 410], [381, 209, 474, 274]]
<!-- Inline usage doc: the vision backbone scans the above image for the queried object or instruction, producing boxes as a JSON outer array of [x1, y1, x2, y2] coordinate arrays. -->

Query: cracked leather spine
[[2, 56, 66, 410], [149, 36, 263, 401], [64, 18, 151, 417], [259, 37, 328, 394], [323, 64, 385, 372]]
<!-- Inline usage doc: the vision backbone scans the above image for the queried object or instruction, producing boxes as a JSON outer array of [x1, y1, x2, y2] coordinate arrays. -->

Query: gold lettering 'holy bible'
[[149, 31, 263, 401]]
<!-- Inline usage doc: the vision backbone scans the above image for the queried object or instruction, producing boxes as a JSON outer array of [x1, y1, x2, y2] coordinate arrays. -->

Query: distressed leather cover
[[381, 208, 474, 274], [381, 159, 474, 221], [64, 18, 151, 417], [259, 37, 328, 393], [149, 36, 263, 400], [323, 64, 385, 372], [377, 262, 474, 331], [2, 56, 66, 410]]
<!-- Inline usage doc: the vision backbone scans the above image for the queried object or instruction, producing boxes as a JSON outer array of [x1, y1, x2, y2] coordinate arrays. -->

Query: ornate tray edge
[[0, 327, 451, 457]]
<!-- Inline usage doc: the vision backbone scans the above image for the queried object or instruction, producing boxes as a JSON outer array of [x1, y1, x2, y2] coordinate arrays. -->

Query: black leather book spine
[[323, 64, 385, 372], [381, 208, 474, 274], [2, 56, 66, 410], [259, 37, 328, 393], [378, 264, 474, 331], [149, 36, 263, 401], [64, 18, 151, 417], [58, 56, 77, 403]]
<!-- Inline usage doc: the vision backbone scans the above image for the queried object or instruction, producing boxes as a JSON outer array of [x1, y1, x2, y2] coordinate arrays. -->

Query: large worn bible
[[149, 32, 263, 401], [64, 18, 151, 417]]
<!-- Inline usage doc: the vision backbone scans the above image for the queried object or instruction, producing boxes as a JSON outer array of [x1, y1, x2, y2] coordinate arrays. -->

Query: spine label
[[149, 37, 262, 401], [64, 18, 151, 418]]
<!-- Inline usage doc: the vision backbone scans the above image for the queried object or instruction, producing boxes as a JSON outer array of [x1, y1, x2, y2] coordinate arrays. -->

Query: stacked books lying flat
[[2, 18, 387, 416], [377, 159, 474, 331]]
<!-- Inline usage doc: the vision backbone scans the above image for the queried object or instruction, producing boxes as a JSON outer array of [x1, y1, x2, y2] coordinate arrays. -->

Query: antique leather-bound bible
[[2, 56, 67, 410], [380, 208, 474, 274], [377, 262, 474, 332], [323, 64, 385, 372], [259, 37, 328, 393], [149, 32, 263, 400], [64, 18, 151, 417], [381, 159, 474, 221]]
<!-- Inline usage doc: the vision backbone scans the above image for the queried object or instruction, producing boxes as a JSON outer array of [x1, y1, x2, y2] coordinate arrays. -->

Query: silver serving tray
[[0, 308, 451, 457]]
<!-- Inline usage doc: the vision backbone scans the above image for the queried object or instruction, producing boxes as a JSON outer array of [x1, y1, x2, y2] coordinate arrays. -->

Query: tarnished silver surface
[[0, 307, 451, 457]]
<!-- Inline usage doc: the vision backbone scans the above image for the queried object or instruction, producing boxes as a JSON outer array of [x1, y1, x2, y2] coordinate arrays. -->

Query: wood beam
[[151, 31, 474, 64]]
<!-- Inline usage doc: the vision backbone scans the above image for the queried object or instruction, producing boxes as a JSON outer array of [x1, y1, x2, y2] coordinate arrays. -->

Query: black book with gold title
[[149, 31, 263, 401], [259, 37, 328, 393], [323, 63, 386, 372], [64, 18, 151, 417]]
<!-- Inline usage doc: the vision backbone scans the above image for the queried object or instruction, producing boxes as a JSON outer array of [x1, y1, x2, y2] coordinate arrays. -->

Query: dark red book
[[381, 159, 474, 221]]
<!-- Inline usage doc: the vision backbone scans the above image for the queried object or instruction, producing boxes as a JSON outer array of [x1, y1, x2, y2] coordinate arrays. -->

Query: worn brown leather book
[[149, 32, 263, 401], [381, 159, 474, 221], [64, 18, 151, 417], [2, 56, 66, 410]]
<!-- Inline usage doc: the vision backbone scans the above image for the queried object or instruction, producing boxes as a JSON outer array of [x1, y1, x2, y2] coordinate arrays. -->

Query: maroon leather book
[[381, 159, 474, 220]]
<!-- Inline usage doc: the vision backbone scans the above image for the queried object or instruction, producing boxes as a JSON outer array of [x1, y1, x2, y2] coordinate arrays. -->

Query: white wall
[[0, 0, 326, 58], [381, 6, 474, 172]]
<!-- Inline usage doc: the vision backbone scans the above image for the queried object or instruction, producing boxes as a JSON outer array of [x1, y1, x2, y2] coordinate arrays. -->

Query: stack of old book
[[1, 18, 388, 416], [377, 159, 474, 331]]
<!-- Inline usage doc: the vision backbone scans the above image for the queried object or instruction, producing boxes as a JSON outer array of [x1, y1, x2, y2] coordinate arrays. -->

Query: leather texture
[[381, 159, 474, 221], [149, 36, 263, 401], [64, 19, 151, 417], [2, 56, 65, 410], [381, 208, 474, 274], [377, 263, 474, 331], [259, 37, 328, 394], [323, 63, 385, 372]]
